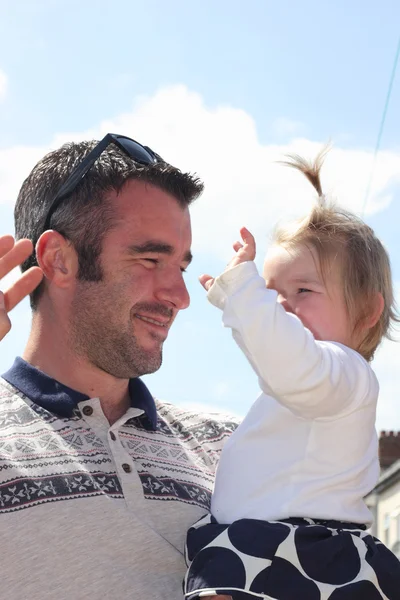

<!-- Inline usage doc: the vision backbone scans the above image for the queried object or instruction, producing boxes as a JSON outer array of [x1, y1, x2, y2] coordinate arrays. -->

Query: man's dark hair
[[14, 140, 204, 309]]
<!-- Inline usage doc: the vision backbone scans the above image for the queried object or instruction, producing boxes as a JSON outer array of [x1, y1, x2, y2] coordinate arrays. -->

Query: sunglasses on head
[[43, 133, 162, 231]]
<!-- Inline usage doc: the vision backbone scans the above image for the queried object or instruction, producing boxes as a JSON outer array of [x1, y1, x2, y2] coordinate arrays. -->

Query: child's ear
[[364, 292, 384, 330]]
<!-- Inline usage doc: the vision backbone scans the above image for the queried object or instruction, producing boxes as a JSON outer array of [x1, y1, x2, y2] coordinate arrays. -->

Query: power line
[[362, 34, 400, 216]]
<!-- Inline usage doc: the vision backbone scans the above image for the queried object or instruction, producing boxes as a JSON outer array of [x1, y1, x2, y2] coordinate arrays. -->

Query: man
[[0, 134, 237, 599]]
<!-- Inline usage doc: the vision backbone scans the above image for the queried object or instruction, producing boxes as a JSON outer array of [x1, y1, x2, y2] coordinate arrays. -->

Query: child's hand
[[199, 227, 256, 292], [228, 227, 256, 269]]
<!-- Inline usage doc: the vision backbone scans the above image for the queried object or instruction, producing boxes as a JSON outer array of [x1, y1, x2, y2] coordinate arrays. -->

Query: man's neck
[[23, 316, 130, 425]]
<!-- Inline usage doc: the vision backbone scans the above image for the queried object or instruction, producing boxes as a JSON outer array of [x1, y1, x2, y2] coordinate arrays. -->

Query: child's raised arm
[[201, 230, 377, 421]]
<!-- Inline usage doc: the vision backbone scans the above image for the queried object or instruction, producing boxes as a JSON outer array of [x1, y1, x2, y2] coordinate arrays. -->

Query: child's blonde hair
[[273, 147, 398, 361]]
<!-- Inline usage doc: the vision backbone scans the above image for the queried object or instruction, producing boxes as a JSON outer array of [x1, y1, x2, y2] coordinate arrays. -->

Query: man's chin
[[136, 348, 163, 376]]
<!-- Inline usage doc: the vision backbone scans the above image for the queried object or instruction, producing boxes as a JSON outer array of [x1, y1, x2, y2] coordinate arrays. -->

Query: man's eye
[[143, 258, 159, 266]]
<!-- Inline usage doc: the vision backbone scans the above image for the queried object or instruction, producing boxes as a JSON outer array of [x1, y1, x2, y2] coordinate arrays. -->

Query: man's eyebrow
[[127, 241, 193, 265]]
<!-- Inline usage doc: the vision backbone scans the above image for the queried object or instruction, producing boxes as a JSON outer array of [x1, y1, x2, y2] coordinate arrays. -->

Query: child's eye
[[298, 288, 311, 294]]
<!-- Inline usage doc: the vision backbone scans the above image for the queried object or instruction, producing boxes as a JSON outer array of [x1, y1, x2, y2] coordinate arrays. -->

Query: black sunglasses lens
[[116, 136, 157, 164]]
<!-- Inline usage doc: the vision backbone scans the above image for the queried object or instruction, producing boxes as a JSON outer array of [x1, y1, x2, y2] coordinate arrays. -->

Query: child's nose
[[277, 294, 293, 314]]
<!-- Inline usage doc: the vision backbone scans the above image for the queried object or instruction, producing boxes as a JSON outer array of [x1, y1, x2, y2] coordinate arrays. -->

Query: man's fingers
[[199, 274, 215, 292], [0, 235, 43, 339], [4, 267, 43, 312], [0, 238, 34, 281]]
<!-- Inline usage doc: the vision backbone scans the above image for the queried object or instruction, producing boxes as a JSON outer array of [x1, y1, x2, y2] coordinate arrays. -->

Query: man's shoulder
[[0, 377, 20, 398], [0, 377, 53, 428], [155, 399, 239, 447], [155, 398, 239, 426], [0, 377, 29, 414]]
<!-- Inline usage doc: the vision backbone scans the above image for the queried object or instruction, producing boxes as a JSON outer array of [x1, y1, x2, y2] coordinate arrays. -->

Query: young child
[[184, 150, 400, 600]]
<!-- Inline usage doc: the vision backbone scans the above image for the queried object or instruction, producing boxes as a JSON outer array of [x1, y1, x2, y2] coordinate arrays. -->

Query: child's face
[[263, 243, 356, 348]]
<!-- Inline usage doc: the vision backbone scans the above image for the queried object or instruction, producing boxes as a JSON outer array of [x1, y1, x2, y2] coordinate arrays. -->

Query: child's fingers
[[0, 292, 11, 340], [4, 267, 43, 312], [239, 227, 256, 260], [240, 227, 256, 248], [199, 274, 215, 292], [232, 241, 243, 253]]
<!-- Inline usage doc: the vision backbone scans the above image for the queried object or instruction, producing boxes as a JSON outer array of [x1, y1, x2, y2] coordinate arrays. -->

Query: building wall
[[375, 480, 400, 552], [379, 431, 400, 469]]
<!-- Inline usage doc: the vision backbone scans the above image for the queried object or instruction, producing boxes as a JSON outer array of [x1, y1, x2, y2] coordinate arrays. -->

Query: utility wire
[[362, 34, 400, 216]]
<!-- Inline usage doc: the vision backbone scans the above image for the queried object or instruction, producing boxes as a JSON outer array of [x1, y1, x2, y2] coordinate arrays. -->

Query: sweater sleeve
[[207, 261, 378, 420]]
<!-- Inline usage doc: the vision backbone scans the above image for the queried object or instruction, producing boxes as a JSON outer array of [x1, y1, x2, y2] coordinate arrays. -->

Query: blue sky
[[0, 0, 399, 430]]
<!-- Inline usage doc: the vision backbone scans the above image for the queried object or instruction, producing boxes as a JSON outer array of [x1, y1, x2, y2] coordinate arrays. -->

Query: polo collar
[[2, 357, 157, 430]]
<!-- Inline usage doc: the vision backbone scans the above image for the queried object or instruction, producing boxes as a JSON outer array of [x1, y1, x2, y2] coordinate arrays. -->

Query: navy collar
[[2, 357, 158, 431]]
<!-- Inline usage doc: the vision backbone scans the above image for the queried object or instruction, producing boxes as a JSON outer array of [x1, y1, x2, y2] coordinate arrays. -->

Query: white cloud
[[0, 145, 47, 208], [0, 69, 8, 101], [3, 85, 399, 260], [1, 85, 400, 430], [373, 340, 400, 432], [372, 339, 400, 432]]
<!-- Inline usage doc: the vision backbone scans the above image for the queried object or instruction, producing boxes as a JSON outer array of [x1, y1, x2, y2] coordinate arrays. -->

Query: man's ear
[[35, 231, 78, 290]]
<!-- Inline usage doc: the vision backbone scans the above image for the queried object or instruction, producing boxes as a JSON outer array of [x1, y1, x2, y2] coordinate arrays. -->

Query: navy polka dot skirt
[[184, 514, 400, 599]]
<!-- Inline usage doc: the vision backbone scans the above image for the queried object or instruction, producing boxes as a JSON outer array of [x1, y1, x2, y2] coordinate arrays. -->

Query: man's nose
[[154, 270, 190, 311]]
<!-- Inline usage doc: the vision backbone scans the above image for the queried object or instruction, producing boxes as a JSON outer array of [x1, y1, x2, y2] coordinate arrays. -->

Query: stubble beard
[[69, 285, 164, 379]]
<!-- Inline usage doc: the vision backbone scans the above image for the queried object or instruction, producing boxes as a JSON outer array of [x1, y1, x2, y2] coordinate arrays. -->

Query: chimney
[[379, 431, 400, 469]]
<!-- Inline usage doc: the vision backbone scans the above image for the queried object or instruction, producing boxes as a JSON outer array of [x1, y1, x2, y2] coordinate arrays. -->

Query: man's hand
[[0, 235, 43, 340], [199, 227, 256, 292]]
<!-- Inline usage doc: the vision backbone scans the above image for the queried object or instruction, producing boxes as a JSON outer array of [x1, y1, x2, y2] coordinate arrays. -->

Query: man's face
[[69, 179, 192, 379]]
